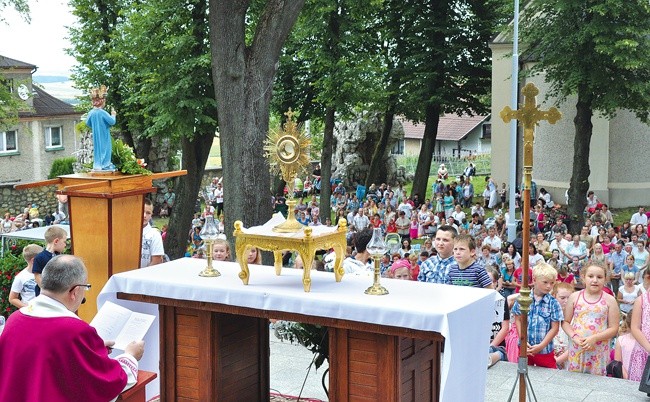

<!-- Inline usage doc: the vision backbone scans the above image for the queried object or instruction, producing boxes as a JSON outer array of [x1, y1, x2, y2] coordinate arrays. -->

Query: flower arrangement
[[111, 138, 151, 175]]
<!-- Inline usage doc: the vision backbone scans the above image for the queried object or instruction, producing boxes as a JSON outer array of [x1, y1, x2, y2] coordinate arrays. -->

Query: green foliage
[[112, 138, 151, 175], [48, 157, 76, 179], [0, 75, 25, 131], [272, 0, 383, 123], [521, 0, 650, 122], [273, 321, 329, 369], [0, 0, 30, 24], [521, 0, 650, 232]]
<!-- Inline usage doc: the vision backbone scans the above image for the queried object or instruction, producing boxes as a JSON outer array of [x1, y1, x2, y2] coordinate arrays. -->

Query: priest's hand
[[104, 340, 115, 354], [125, 340, 145, 361]]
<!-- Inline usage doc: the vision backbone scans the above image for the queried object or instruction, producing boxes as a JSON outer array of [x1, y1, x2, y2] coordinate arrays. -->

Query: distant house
[[395, 114, 491, 157], [0, 55, 83, 183]]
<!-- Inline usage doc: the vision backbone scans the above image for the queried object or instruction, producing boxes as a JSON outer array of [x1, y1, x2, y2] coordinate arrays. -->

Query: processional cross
[[500, 82, 561, 401]]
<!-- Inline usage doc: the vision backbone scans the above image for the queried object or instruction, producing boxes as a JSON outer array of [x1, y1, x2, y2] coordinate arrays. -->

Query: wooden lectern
[[16, 170, 185, 321]]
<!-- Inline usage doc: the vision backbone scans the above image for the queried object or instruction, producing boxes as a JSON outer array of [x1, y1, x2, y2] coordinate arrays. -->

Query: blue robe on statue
[[86, 107, 116, 171]]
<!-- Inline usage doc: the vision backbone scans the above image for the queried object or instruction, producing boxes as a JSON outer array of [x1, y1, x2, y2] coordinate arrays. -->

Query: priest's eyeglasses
[[69, 284, 92, 292]]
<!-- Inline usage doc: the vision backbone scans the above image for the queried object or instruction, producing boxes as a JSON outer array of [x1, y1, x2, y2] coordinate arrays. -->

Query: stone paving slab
[[270, 339, 648, 402]]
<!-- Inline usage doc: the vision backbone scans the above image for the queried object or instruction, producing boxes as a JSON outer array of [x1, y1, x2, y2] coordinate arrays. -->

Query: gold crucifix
[[498, 83, 561, 385], [500, 83, 562, 171]]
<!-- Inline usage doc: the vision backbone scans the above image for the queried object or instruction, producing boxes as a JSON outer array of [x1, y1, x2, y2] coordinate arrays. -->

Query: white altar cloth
[[98, 258, 497, 402]]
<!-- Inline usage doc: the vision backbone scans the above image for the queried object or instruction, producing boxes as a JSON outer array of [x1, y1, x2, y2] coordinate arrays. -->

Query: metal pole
[[507, 0, 520, 242]]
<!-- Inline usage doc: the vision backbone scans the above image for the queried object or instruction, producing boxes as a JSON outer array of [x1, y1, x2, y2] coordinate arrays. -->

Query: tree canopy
[[0, 0, 29, 24], [0, 0, 30, 128], [522, 0, 650, 231]]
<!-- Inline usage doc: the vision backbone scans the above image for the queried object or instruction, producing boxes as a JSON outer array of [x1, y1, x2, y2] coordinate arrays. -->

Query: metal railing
[[394, 153, 491, 177]]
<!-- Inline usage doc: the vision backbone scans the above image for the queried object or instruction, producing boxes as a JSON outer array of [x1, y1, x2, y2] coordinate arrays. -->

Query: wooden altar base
[[119, 293, 443, 402]]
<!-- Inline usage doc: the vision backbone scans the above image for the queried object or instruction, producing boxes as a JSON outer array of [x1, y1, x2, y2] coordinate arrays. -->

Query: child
[[446, 234, 492, 288], [628, 289, 650, 381], [487, 265, 510, 367], [385, 217, 397, 234], [8, 244, 43, 308], [511, 262, 564, 368], [621, 255, 640, 284], [563, 263, 620, 376], [246, 247, 262, 264], [409, 215, 419, 240], [212, 239, 231, 262], [499, 183, 507, 209], [567, 256, 582, 283], [388, 259, 412, 280], [552, 282, 574, 369], [512, 262, 533, 293], [500, 256, 517, 297], [32, 226, 68, 296], [408, 253, 420, 281], [556, 264, 576, 285], [613, 312, 635, 379], [618, 272, 641, 315]]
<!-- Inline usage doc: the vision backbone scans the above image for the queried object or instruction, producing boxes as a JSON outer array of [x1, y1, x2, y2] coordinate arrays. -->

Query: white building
[[0, 55, 82, 184]]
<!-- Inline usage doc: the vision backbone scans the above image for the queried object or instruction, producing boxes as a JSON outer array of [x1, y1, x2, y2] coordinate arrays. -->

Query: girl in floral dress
[[562, 263, 620, 375], [628, 289, 650, 381]]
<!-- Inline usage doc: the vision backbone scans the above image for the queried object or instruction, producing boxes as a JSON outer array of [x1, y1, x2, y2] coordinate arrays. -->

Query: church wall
[[608, 110, 650, 207], [524, 74, 575, 203], [489, 43, 515, 186]]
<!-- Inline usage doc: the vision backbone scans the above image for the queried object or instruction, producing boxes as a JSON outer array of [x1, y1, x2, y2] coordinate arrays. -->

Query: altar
[[97, 258, 497, 401]]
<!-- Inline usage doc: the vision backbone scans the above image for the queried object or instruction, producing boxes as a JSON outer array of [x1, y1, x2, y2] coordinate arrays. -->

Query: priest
[[0, 255, 145, 401]]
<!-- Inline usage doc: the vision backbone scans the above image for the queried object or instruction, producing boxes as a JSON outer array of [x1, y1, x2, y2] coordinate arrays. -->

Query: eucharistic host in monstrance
[[86, 85, 117, 172]]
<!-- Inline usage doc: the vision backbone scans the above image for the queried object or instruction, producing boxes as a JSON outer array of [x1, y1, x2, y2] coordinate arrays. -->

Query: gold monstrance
[[265, 109, 311, 232]]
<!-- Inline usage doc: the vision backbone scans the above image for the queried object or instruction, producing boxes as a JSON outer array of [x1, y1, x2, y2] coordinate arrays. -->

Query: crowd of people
[[4, 166, 650, 395], [257, 176, 650, 381], [1, 194, 71, 233]]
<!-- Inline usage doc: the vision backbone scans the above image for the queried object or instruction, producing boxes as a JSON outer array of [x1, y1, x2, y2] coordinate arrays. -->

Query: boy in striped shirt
[[447, 234, 493, 288]]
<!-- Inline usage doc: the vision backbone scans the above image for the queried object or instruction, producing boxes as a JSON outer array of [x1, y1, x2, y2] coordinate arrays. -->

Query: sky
[[0, 0, 76, 76]]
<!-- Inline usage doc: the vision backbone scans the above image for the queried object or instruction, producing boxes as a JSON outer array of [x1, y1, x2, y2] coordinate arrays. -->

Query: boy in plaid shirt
[[511, 262, 564, 368]]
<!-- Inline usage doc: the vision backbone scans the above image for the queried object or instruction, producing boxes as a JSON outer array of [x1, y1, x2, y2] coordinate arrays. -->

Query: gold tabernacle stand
[[233, 217, 347, 292], [272, 199, 304, 233]]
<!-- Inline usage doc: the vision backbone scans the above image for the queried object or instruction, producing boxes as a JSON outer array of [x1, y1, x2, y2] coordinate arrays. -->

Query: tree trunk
[[365, 104, 395, 189], [165, 133, 215, 259], [209, 0, 305, 254], [412, 104, 441, 199], [567, 88, 593, 234], [319, 106, 335, 223]]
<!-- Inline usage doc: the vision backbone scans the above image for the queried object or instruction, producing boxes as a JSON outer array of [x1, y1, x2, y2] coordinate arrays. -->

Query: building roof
[[400, 114, 489, 141], [0, 55, 37, 70], [19, 87, 81, 118]]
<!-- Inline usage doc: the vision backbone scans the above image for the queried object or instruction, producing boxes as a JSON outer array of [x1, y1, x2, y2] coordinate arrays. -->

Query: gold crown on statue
[[89, 85, 109, 100]]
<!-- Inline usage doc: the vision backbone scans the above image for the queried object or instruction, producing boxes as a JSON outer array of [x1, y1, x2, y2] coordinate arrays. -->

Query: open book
[[90, 301, 155, 351]]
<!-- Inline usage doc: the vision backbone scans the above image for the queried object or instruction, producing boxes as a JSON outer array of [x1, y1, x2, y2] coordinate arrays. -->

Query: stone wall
[[0, 184, 58, 216], [332, 112, 407, 187]]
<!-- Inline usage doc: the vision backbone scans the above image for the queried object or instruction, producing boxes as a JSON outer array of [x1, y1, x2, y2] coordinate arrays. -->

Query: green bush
[[0, 251, 26, 318], [48, 157, 76, 179], [0, 240, 44, 318]]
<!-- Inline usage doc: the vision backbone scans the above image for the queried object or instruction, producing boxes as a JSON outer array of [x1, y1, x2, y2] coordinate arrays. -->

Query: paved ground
[[270, 338, 329, 401], [270, 339, 648, 401], [486, 361, 648, 402]]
